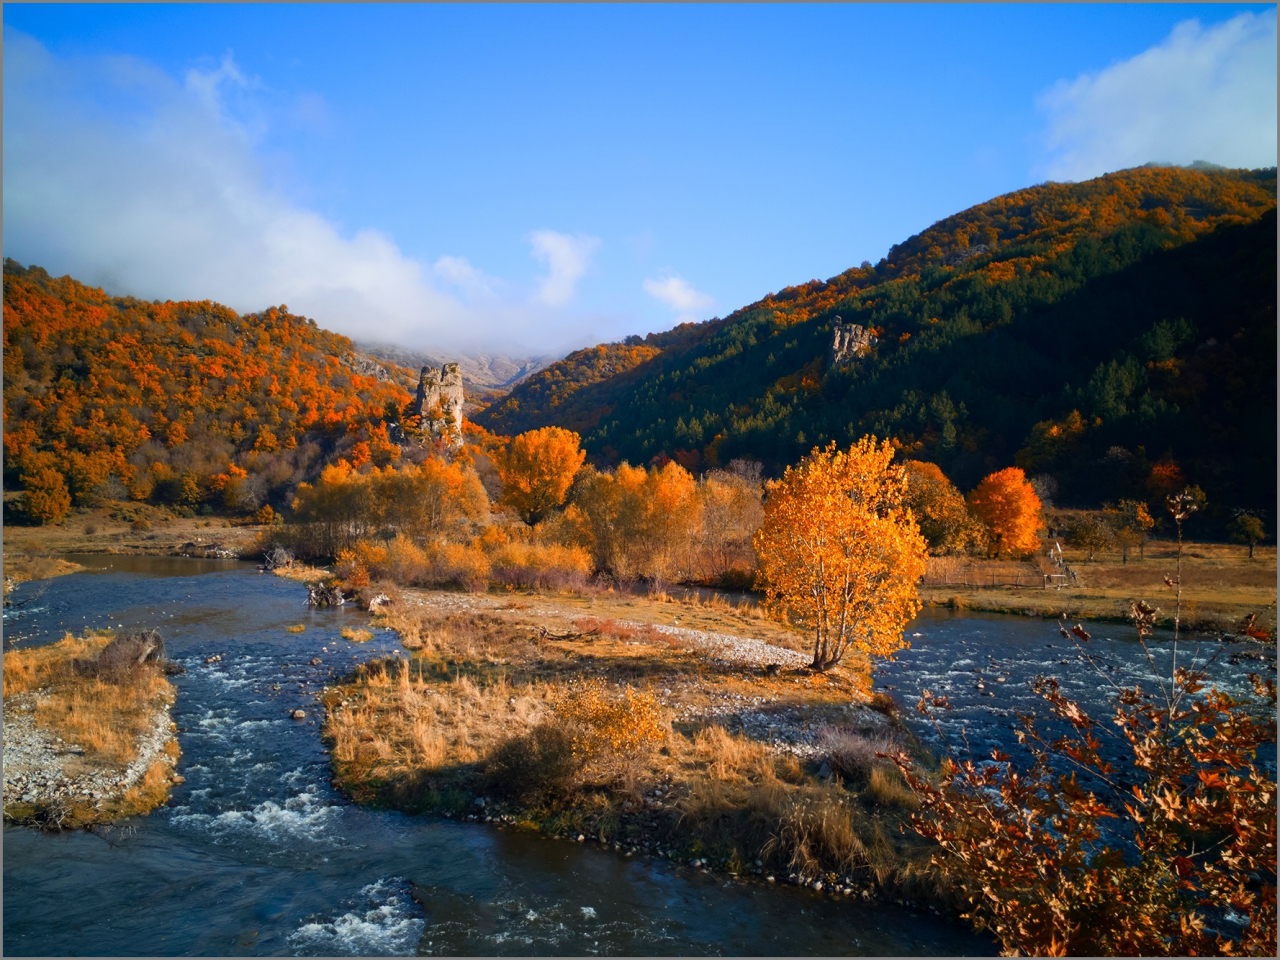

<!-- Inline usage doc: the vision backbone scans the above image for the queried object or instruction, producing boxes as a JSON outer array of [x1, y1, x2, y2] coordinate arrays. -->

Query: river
[[3, 560, 1270, 956]]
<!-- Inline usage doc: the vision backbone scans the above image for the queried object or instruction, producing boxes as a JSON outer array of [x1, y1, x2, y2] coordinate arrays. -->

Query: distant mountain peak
[[354, 343, 557, 393]]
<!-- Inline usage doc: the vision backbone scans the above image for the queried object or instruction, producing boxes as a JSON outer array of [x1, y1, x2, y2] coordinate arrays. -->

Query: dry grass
[[3, 631, 181, 829], [324, 654, 552, 808], [35, 671, 173, 768], [340, 627, 374, 643], [2, 554, 84, 588], [4, 631, 175, 769], [285, 624, 306, 633], [920, 540, 1277, 634], [323, 603, 947, 900], [3, 631, 111, 697], [2, 505, 258, 561], [272, 564, 332, 584]]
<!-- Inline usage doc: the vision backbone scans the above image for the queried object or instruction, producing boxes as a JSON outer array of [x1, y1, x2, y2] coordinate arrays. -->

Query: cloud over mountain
[[1038, 12, 1277, 181], [1, 31, 597, 354]]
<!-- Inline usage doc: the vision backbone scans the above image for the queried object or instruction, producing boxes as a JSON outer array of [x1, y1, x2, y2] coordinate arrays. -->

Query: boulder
[[76, 629, 169, 678]]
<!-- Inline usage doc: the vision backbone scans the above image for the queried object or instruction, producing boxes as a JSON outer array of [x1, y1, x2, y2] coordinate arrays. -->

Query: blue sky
[[4, 3, 1276, 355]]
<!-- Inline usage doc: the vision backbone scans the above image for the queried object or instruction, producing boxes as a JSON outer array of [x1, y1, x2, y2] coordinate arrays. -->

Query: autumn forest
[[5, 165, 1275, 565]]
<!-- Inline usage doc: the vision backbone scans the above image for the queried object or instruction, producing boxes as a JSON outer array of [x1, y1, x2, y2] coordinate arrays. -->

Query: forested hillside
[[478, 324, 706, 434], [475, 166, 1277, 518], [3, 261, 413, 522]]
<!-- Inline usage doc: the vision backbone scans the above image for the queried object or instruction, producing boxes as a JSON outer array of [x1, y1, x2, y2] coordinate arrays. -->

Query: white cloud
[[183, 52, 253, 112], [529, 230, 601, 307], [642, 274, 714, 322], [0, 31, 587, 354], [1037, 12, 1277, 181], [432, 255, 503, 298]]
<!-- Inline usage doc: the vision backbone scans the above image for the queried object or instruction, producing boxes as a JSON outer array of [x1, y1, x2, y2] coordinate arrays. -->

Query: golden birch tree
[[754, 438, 927, 671]]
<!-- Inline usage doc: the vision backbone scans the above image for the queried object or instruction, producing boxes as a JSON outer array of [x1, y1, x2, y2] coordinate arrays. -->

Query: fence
[[922, 560, 1079, 590]]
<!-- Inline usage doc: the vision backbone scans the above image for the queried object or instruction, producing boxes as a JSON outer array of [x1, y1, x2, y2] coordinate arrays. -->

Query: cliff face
[[829, 318, 876, 367], [416, 363, 465, 443]]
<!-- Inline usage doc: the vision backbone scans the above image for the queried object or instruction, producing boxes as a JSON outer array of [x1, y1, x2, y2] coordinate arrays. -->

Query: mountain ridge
[[474, 165, 1277, 518]]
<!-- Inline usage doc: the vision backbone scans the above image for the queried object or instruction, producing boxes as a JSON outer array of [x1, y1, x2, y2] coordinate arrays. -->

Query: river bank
[[322, 587, 956, 911], [920, 541, 1276, 635], [2, 630, 182, 829], [6, 498, 1273, 635]]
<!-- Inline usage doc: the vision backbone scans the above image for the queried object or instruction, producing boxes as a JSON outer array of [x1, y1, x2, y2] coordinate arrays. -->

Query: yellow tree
[[565, 460, 700, 582], [1108, 498, 1155, 562], [20, 460, 72, 525], [967, 467, 1043, 557], [642, 461, 700, 582], [498, 427, 587, 524], [902, 460, 986, 555], [372, 458, 489, 540], [754, 438, 927, 671]]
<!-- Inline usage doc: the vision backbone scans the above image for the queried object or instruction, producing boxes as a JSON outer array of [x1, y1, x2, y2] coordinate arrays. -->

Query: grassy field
[[2, 631, 181, 829], [920, 540, 1276, 635], [321, 590, 956, 905]]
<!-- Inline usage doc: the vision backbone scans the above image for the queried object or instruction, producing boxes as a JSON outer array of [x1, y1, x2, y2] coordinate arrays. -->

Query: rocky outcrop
[[416, 363, 465, 443], [830, 317, 877, 367], [944, 243, 991, 266], [345, 351, 397, 384]]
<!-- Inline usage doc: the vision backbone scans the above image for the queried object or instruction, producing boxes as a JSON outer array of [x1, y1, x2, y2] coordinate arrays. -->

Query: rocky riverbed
[[3, 690, 179, 825]]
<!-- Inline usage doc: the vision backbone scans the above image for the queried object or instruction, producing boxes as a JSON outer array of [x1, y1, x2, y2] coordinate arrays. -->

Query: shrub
[[488, 541, 591, 591], [820, 728, 899, 785], [868, 692, 899, 717], [335, 547, 372, 588], [554, 680, 666, 759], [426, 541, 492, 592], [485, 721, 583, 800], [893, 619, 1277, 955], [131, 518, 152, 532], [21, 465, 72, 525], [572, 617, 637, 640]]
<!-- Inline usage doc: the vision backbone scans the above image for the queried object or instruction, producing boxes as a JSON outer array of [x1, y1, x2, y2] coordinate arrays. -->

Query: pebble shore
[[3, 691, 177, 812]]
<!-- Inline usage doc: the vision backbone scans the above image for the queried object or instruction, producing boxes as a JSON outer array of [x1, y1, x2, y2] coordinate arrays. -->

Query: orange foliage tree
[[287, 456, 488, 558], [563, 460, 703, 583], [753, 438, 927, 671], [1146, 458, 1187, 504], [967, 467, 1043, 557], [498, 427, 587, 524], [19, 457, 72, 524], [902, 460, 986, 555]]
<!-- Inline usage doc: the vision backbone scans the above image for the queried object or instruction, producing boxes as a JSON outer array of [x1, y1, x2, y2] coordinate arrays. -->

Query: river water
[[3, 561, 1270, 956], [3, 559, 990, 956]]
